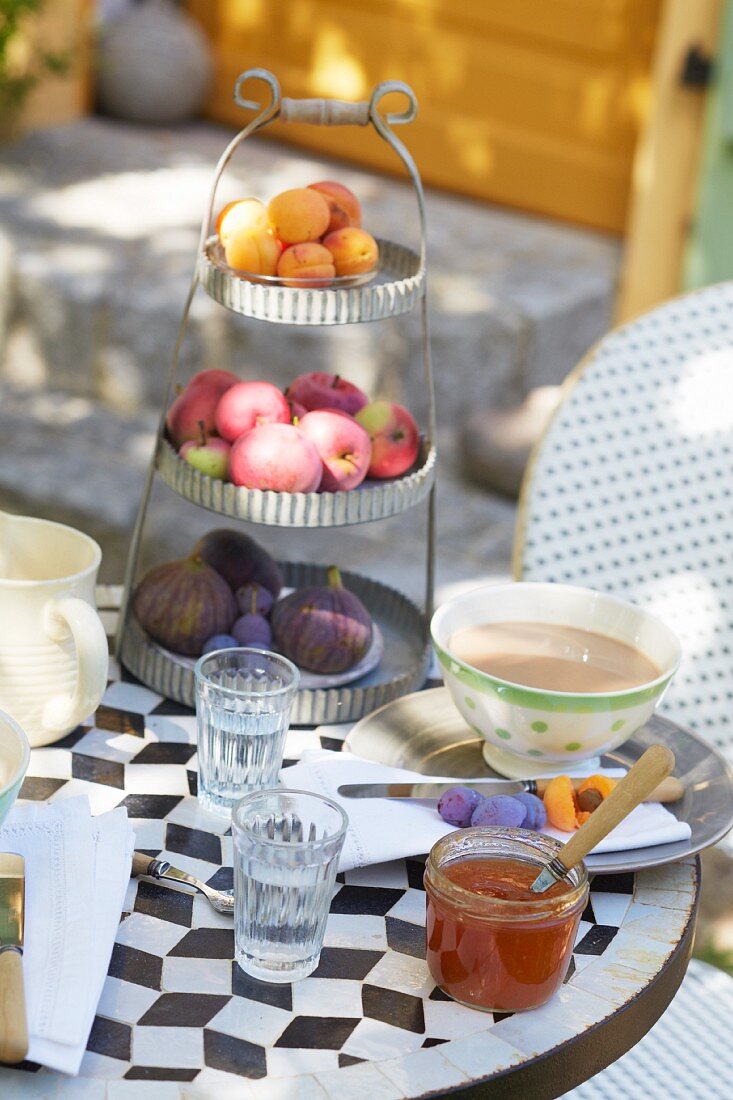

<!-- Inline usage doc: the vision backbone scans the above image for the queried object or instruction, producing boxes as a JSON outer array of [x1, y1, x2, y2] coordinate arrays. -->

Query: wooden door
[[188, 0, 661, 233]]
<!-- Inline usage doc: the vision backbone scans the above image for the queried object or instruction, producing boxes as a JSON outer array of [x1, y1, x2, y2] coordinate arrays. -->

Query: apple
[[229, 422, 323, 492], [188, 369, 240, 392], [286, 396, 308, 423], [299, 409, 372, 491], [286, 371, 369, 416], [166, 371, 238, 447], [215, 381, 291, 443], [180, 422, 231, 480], [355, 401, 420, 478]]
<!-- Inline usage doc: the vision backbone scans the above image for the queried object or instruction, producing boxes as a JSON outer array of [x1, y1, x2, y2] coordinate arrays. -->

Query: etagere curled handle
[[233, 69, 417, 127], [200, 71, 423, 248]]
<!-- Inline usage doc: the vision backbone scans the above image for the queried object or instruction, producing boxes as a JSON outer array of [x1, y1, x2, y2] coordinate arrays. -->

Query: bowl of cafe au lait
[[431, 582, 681, 778]]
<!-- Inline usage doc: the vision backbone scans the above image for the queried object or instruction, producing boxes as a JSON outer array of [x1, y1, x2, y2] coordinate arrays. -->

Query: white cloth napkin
[[0, 797, 134, 1074], [281, 750, 692, 871]]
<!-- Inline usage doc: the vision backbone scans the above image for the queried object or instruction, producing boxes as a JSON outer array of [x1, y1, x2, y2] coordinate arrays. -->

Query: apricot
[[277, 243, 335, 287], [217, 198, 269, 243], [543, 775, 578, 832], [267, 188, 331, 244], [224, 227, 280, 277], [323, 227, 379, 277], [308, 180, 362, 232]]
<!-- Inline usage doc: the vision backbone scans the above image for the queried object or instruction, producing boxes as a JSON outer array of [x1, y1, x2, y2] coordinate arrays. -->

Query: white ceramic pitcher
[[0, 511, 109, 747]]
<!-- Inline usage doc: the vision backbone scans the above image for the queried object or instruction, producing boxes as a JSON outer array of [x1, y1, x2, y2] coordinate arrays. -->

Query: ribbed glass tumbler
[[232, 789, 348, 983], [194, 648, 299, 817]]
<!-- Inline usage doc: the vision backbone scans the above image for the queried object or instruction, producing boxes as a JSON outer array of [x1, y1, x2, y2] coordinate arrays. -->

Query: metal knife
[[337, 776, 683, 803], [0, 853, 28, 1064]]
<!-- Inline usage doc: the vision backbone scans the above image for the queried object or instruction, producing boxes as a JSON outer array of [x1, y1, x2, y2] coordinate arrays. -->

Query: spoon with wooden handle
[[530, 744, 676, 893]]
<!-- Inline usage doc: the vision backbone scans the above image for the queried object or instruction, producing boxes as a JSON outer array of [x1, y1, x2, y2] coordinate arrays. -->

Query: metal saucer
[[199, 236, 423, 325], [344, 686, 733, 873]]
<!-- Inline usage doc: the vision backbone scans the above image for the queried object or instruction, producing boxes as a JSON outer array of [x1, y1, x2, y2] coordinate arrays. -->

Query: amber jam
[[424, 829, 588, 1012]]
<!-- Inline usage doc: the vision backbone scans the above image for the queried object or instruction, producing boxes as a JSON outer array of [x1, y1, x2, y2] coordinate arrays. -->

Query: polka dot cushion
[[516, 282, 733, 750]]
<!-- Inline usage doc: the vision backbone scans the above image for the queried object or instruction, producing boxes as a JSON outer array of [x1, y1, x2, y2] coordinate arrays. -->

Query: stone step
[[0, 118, 620, 437]]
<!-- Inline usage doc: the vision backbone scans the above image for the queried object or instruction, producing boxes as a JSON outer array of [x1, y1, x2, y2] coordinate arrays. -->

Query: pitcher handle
[[42, 598, 109, 733]]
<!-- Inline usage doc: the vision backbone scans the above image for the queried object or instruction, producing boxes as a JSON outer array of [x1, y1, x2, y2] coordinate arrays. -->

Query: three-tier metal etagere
[[117, 69, 437, 725]]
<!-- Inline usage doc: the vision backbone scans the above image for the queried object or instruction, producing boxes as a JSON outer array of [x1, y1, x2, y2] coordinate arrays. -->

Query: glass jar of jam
[[424, 828, 588, 1013]]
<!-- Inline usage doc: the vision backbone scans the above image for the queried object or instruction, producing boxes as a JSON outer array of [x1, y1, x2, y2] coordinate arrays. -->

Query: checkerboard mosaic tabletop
[[1, 602, 698, 1099]]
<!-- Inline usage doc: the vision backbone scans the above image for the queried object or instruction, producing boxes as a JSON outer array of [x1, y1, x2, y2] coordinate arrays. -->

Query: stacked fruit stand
[[117, 69, 437, 725]]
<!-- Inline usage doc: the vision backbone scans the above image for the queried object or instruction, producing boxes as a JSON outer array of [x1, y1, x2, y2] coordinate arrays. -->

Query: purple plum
[[202, 633, 239, 654], [236, 582, 275, 617], [512, 792, 547, 831], [437, 786, 483, 828], [232, 613, 273, 648], [470, 795, 526, 828]]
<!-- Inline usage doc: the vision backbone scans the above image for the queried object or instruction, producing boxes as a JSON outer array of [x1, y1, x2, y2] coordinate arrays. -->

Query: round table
[[0, 605, 699, 1099]]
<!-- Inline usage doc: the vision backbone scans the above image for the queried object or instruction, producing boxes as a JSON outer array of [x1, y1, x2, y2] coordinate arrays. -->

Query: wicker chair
[[513, 283, 733, 1098], [515, 282, 733, 752]]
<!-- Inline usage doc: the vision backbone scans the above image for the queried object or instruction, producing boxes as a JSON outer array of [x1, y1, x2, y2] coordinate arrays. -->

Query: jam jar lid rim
[[426, 827, 589, 909]]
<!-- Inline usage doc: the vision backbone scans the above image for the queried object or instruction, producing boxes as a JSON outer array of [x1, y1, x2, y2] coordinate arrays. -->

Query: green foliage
[[0, 0, 70, 112]]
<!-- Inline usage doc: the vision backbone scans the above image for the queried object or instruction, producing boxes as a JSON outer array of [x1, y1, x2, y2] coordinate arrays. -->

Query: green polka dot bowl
[[0, 709, 30, 828], [431, 582, 681, 779]]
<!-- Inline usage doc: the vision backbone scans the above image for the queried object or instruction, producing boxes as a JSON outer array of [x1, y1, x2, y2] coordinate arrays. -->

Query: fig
[[194, 528, 283, 598], [133, 556, 237, 656], [270, 565, 372, 674]]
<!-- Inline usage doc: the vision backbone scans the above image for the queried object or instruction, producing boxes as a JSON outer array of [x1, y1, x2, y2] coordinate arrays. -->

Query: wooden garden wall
[[15, 0, 90, 133], [188, 0, 661, 233]]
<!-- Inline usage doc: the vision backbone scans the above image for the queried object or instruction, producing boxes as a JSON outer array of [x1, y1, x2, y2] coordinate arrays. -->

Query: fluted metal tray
[[157, 436, 436, 527], [199, 236, 424, 324], [119, 562, 431, 725]]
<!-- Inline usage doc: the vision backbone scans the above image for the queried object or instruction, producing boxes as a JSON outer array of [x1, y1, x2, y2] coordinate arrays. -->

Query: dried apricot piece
[[543, 775, 578, 832], [577, 774, 616, 800]]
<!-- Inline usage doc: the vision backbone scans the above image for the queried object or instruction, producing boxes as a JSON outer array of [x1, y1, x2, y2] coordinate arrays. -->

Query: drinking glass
[[232, 788, 348, 982], [195, 648, 299, 817]]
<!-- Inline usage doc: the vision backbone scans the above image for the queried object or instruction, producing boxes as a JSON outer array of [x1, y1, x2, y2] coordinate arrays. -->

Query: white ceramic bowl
[[0, 709, 30, 827], [431, 582, 681, 778]]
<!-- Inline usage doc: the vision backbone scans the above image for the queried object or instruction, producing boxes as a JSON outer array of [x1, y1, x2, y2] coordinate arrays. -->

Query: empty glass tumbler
[[232, 789, 348, 982], [195, 648, 299, 817]]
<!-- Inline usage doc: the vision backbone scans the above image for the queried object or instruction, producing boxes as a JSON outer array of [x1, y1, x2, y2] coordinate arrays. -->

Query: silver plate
[[119, 563, 431, 726], [156, 436, 436, 528], [344, 686, 733, 873], [199, 236, 424, 325]]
